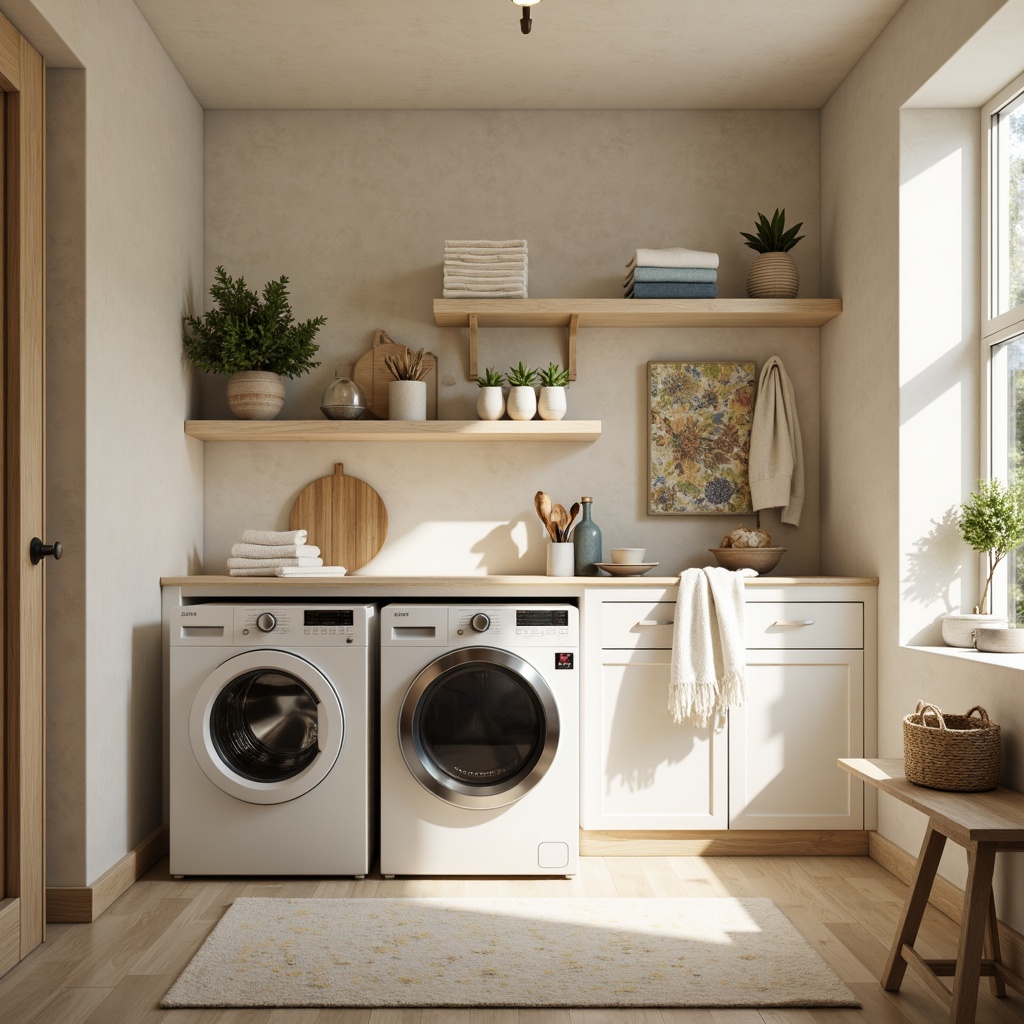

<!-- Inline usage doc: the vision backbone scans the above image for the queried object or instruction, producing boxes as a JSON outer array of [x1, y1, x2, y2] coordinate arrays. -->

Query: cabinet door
[[729, 649, 864, 829], [582, 649, 728, 830]]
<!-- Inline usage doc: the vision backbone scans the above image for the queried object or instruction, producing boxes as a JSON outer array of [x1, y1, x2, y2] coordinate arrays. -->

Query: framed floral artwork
[[648, 360, 756, 515]]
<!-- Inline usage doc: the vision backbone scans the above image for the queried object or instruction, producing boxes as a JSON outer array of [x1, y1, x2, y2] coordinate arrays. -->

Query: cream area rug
[[161, 896, 859, 1009]]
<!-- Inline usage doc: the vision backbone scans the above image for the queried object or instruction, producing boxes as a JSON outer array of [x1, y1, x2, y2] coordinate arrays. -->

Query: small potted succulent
[[506, 361, 538, 421], [740, 208, 804, 299], [941, 477, 1024, 646], [476, 367, 506, 420], [537, 362, 570, 421], [182, 266, 325, 419], [385, 346, 429, 421]]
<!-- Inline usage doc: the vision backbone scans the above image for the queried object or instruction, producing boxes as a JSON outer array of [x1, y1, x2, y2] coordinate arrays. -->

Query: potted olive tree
[[740, 208, 804, 298], [941, 477, 1024, 646], [182, 266, 326, 419]]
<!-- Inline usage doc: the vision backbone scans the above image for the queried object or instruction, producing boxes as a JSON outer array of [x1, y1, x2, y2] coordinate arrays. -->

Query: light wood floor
[[2, 854, 1024, 1024]]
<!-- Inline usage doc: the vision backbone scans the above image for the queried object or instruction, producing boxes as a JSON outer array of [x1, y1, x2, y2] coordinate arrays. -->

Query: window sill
[[904, 645, 1024, 671]]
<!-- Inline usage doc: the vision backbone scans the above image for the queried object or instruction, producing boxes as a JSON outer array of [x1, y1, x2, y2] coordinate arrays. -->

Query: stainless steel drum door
[[398, 647, 559, 809], [189, 649, 345, 805]]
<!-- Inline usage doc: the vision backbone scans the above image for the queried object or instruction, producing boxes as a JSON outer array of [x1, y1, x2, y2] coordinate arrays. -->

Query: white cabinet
[[581, 592, 728, 830], [581, 583, 876, 833]]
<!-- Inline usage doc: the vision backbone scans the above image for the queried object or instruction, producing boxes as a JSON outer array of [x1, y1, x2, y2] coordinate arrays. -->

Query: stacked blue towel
[[624, 247, 720, 299]]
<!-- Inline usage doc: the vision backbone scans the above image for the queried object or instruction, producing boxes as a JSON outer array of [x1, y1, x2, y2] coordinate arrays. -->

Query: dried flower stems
[[385, 346, 428, 381]]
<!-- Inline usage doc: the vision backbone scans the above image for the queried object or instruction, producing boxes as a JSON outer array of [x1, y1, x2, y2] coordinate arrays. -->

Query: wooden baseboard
[[46, 825, 168, 923], [868, 831, 1024, 977], [580, 829, 869, 857]]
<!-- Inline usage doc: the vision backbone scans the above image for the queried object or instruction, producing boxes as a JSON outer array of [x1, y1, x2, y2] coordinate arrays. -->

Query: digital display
[[304, 610, 354, 626], [516, 609, 569, 627]]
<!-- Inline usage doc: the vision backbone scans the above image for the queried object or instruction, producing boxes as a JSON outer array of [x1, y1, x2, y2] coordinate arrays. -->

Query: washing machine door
[[189, 649, 344, 805], [399, 646, 559, 809]]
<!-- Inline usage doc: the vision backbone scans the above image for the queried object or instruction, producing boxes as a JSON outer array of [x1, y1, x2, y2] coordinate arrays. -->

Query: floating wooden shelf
[[433, 297, 843, 380], [184, 420, 602, 442]]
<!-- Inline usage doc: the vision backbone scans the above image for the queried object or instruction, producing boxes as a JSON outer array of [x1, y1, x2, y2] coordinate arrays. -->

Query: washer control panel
[[381, 604, 577, 647], [167, 604, 375, 647]]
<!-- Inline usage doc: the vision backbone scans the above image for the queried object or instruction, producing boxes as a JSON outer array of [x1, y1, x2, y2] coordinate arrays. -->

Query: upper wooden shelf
[[184, 420, 602, 442], [433, 297, 843, 329]]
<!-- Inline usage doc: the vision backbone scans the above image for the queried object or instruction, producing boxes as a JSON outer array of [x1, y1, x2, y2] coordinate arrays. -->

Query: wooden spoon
[[535, 491, 558, 543], [566, 501, 581, 537], [551, 504, 569, 542]]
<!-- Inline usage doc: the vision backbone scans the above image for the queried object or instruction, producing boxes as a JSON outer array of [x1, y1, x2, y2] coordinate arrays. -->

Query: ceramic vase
[[572, 496, 602, 576], [226, 370, 285, 420], [746, 251, 800, 298], [538, 385, 567, 421], [546, 541, 574, 577], [388, 379, 427, 421], [476, 386, 505, 420], [506, 385, 537, 421]]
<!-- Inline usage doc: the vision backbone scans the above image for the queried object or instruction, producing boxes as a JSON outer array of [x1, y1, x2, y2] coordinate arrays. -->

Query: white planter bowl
[[941, 613, 1007, 648], [973, 627, 1024, 653]]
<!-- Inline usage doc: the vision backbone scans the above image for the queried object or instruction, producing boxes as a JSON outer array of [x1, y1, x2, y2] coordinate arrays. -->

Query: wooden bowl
[[708, 546, 786, 574]]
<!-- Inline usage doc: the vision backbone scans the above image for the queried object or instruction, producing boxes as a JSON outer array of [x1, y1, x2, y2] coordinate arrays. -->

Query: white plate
[[596, 562, 660, 576]]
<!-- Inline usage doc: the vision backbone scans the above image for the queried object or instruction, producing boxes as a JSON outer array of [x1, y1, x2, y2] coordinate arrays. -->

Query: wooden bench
[[839, 757, 1024, 1024]]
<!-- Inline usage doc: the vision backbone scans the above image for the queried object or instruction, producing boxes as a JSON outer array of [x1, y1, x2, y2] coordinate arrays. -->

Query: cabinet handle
[[636, 619, 675, 627], [772, 619, 815, 627]]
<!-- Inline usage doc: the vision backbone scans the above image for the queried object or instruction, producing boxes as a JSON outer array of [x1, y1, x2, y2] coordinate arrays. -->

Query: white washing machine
[[379, 603, 579, 877], [168, 603, 377, 877]]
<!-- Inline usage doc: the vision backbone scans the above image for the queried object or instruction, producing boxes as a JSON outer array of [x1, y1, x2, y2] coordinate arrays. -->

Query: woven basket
[[902, 702, 1001, 792]]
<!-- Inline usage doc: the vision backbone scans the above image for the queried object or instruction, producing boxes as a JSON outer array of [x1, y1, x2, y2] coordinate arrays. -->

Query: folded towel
[[443, 289, 528, 298], [275, 566, 348, 577], [629, 281, 718, 299], [625, 266, 719, 286], [669, 567, 756, 727], [240, 529, 308, 546], [749, 355, 804, 526], [443, 279, 527, 290], [226, 556, 324, 569], [444, 266, 528, 278], [230, 543, 322, 559], [445, 239, 527, 249], [443, 254, 528, 265], [626, 247, 719, 271], [229, 567, 280, 577]]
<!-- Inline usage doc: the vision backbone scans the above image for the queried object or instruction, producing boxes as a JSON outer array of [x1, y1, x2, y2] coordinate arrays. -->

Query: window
[[985, 72, 1024, 622]]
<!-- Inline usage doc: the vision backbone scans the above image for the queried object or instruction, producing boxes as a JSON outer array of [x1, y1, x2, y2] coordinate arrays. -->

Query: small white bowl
[[610, 547, 646, 564]]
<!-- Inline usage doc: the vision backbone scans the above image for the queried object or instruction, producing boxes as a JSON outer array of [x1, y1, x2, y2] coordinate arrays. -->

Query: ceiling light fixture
[[511, 0, 540, 35]]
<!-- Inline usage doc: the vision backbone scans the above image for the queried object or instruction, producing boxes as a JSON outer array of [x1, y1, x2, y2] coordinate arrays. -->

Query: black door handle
[[30, 537, 63, 564]]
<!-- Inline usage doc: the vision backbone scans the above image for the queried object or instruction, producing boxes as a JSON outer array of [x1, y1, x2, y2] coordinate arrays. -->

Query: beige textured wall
[[5, 0, 205, 886], [202, 110, 822, 576], [822, 0, 1024, 931]]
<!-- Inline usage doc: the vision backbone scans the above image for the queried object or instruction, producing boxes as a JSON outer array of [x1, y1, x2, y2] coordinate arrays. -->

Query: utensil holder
[[546, 542, 574, 577]]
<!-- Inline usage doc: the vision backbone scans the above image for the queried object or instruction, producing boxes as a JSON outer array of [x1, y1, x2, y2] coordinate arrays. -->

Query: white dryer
[[379, 603, 579, 877], [168, 603, 376, 876]]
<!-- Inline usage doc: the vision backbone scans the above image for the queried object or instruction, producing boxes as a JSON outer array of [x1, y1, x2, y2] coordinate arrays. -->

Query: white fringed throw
[[670, 567, 756, 727]]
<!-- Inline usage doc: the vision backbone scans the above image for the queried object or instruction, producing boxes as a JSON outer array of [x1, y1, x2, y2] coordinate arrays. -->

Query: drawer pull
[[637, 619, 675, 627], [772, 619, 815, 627]]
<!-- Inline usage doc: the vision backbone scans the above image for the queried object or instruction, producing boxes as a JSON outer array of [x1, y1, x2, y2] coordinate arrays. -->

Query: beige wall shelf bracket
[[568, 313, 579, 381], [468, 313, 479, 381]]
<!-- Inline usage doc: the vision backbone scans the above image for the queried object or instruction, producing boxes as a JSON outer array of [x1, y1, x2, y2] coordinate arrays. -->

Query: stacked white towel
[[227, 528, 323, 577], [443, 239, 528, 298], [624, 247, 720, 299]]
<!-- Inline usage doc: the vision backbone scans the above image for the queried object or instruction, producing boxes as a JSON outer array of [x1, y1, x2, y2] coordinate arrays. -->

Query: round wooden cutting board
[[288, 463, 388, 571]]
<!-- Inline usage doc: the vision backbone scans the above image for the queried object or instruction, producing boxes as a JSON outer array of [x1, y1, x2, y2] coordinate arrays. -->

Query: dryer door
[[189, 649, 345, 805], [399, 647, 559, 809]]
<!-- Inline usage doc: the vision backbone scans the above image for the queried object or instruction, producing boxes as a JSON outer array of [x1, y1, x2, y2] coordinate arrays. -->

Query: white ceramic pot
[[546, 541, 575, 577], [476, 386, 505, 421], [746, 251, 799, 299], [537, 385, 567, 421], [506, 385, 537, 421], [388, 379, 427, 421], [973, 626, 1024, 653], [226, 371, 285, 420], [941, 613, 1008, 648]]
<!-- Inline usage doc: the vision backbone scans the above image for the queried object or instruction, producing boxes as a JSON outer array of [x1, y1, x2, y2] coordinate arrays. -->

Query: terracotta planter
[[746, 251, 799, 299], [226, 371, 285, 420]]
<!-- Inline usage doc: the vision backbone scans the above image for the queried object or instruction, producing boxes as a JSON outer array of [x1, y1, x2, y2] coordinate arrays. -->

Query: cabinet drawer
[[745, 602, 863, 649], [600, 601, 676, 649]]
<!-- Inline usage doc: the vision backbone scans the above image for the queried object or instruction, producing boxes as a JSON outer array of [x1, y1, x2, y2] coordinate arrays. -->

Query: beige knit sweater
[[748, 355, 804, 526]]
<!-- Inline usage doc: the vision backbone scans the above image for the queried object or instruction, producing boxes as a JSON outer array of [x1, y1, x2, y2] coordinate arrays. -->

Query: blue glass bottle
[[572, 496, 602, 576]]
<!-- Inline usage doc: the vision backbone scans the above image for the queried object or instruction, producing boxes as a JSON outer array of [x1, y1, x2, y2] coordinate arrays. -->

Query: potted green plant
[[182, 266, 326, 419], [941, 477, 1024, 646], [506, 361, 538, 421], [740, 208, 804, 299], [537, 362, 570, 421], [476, 367, 506, 421]]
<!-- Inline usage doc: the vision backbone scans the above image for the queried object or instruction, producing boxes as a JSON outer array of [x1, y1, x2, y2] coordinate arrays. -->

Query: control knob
[[255, 612, 277, 633], [469, 612, 491, 633]]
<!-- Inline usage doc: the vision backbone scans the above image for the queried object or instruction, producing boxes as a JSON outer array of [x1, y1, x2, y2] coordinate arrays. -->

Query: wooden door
[[0, 12, 46, 975]]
